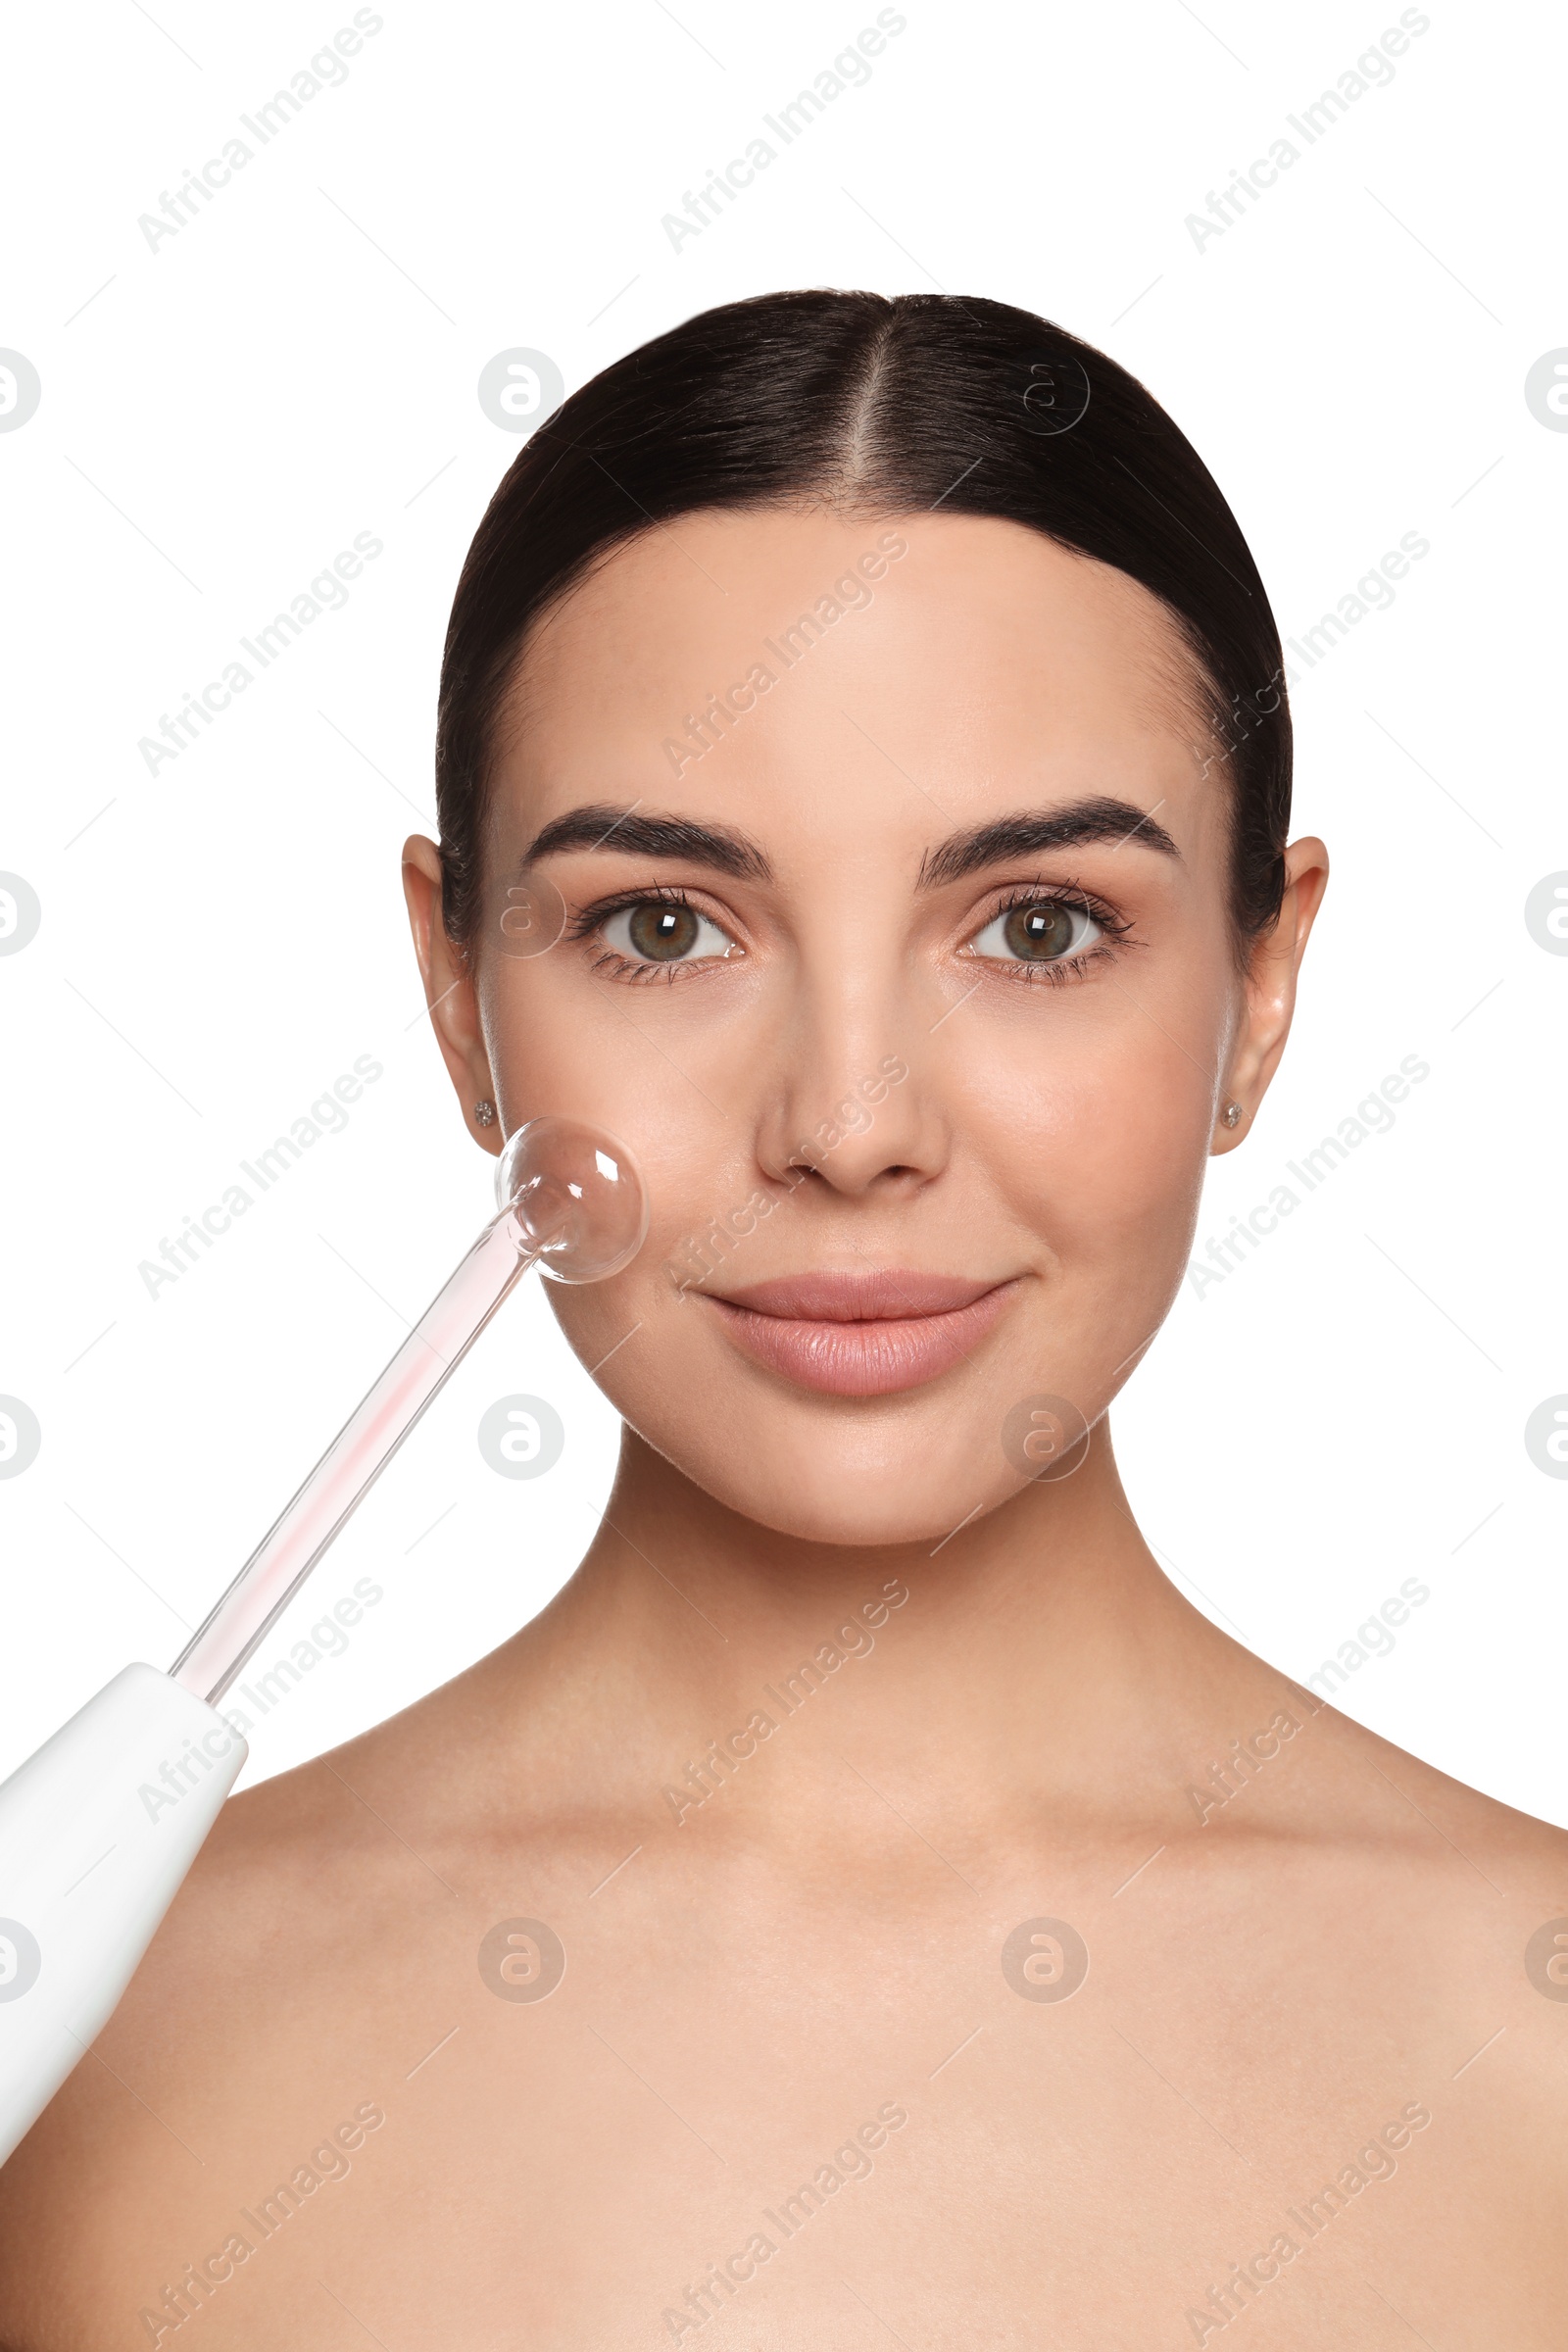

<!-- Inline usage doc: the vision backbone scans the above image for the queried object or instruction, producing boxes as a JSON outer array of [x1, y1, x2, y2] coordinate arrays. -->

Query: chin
[[642, 1407, 1029, 1548]]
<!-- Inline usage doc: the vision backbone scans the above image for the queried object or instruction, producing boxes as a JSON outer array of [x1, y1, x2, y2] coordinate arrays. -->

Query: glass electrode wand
[[170, 1119, 646, 1706], [0, 1118, 647, 2166]]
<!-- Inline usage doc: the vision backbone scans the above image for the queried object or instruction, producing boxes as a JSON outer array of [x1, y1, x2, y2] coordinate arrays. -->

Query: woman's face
[[407, 508, 1325, 1545]]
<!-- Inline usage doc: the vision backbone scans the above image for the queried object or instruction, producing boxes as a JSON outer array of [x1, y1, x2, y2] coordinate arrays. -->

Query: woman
[[3, 291, 1563, 2346]]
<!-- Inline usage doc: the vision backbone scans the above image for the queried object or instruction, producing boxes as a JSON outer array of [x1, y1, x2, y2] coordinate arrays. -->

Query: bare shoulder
[[1357, 1707, 1568, 2057], [1250, 1691, 1568, 2142], [0, 1623, 617, 2347], [1301, 1688, 1568, 1890], [0, 1680, 481, 2352]]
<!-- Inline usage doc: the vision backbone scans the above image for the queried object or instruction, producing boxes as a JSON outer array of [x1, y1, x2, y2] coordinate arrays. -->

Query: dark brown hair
[[436, 290, 1291, 950]]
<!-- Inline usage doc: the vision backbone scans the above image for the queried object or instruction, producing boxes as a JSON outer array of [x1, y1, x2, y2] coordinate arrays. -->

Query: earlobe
[[1209, 1096, 1246, 1153]]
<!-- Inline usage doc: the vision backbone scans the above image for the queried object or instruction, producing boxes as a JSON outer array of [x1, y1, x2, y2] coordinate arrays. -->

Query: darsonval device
[[0, 1117, 646, 2166]]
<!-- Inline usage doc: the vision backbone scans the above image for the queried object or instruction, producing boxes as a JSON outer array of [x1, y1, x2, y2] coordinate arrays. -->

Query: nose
[[754, 976, 949, 1200]]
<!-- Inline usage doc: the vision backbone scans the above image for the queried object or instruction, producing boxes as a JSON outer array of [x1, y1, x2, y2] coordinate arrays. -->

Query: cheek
[[956, 997, 1216, 1284], [484, 958, 744, 1239], [482, 959, 770, 1364]]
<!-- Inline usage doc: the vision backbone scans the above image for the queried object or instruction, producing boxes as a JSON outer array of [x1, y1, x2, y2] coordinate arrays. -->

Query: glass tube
[[170, 1212, 536, 1704], [169, 1117, 646, 1708]]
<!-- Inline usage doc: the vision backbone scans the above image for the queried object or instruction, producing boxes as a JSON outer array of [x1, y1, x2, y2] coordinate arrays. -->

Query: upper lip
[[710, 1270, 1007, 1321]]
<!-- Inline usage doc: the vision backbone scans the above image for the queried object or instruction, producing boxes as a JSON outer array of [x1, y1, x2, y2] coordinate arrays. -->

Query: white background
[[1, 0, 1563, 1820]]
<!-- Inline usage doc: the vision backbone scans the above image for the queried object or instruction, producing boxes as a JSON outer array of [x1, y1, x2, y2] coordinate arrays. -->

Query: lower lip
[[708, 1285, 1015, 1396]]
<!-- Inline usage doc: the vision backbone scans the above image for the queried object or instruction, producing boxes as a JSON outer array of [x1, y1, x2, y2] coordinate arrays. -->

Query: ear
[[1211, 835, 1330, 1155], [401, 836, 502, 1156]]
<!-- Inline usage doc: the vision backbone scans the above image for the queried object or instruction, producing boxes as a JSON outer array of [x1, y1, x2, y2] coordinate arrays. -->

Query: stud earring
[[473, 1100, 496, 1128], [1221, 1100, 1242, 1129]]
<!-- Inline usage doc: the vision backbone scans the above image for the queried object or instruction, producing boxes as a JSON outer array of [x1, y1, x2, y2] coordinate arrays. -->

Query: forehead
[[495, 507, 1221, 863]]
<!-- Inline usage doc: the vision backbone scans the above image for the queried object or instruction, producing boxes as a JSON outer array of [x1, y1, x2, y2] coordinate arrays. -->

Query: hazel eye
[[602, 899, 734, 964], [969, 898, 1102, 963]]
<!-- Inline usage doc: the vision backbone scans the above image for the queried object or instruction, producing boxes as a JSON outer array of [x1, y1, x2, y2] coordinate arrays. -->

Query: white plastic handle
[[0, 1664, 246, 2166]]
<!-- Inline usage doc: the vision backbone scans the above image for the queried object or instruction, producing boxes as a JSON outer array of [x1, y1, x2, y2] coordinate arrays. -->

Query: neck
[[483, 1424, 1289, 1848]]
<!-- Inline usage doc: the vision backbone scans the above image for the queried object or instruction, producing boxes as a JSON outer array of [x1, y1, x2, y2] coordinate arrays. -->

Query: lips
[[705, 1269, 1016, 1396]]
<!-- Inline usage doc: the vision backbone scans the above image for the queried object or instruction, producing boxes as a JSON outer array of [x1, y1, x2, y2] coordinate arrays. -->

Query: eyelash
[[568, 885, 729, 986], [964, 881, 1138, 989], [566, 879, 1140, 987]]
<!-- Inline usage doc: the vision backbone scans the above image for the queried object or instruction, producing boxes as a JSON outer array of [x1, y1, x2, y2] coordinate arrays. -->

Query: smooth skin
[[2, 511, 1564, 2349]]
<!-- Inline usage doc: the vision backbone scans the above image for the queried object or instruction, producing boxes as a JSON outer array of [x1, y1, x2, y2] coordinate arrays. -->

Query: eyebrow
[[521, 794, 1181, 888], [916, 799, 1182, 888], [522, 805, 772, 879]]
